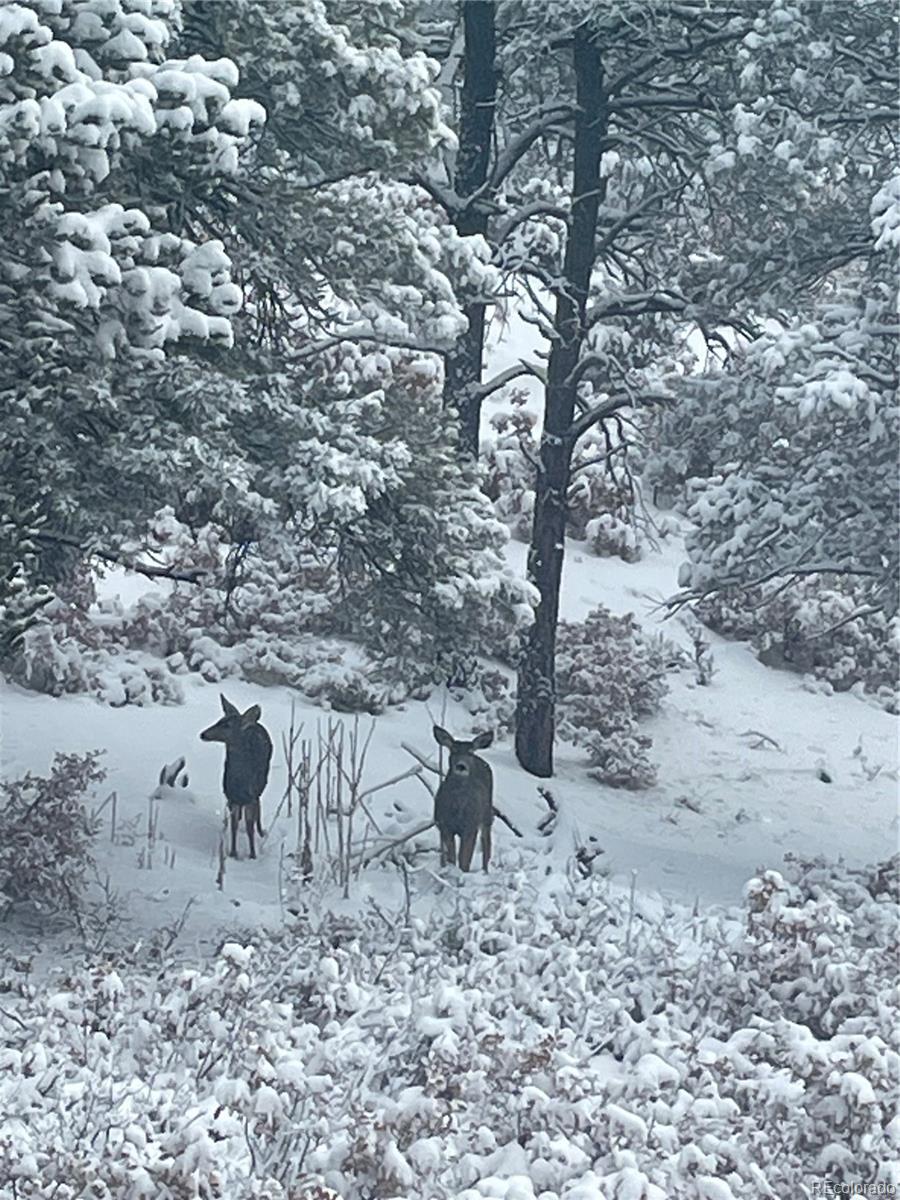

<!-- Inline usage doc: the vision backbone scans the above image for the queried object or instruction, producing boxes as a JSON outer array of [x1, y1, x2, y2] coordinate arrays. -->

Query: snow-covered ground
[[2, 520, 896, 1200], [1, 522, 895, 958]]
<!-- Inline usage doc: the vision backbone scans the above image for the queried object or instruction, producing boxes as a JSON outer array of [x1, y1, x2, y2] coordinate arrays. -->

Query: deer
[[432, 725, 494, 872], [200, 695, 273, 860]]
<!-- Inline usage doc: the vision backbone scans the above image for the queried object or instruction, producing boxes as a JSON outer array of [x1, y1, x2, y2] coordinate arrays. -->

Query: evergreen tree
[[471, 0, 898, 775], [3, 0, 534, 687], [0, 0, 263, 632], [677, 176, 899, 619]]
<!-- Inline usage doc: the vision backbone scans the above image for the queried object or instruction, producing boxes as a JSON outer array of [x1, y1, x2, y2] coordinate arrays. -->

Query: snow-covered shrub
[[555, 607, 670, 787], [674, 262, 898, 620], [742, 855, 897, 1037], [583, 509, 641, 562], [696, 577, 899, 712], [0, 855, 895, 1198], [9, 581, 347, 707], [0, 752, 105, 917], [483, 398, 539, 541], [11, 601, 185, 707], [568, 434, 640, 561], [485, 398, 643, 560], [302, 662, 387, 715], [452, 667, 517, 737]]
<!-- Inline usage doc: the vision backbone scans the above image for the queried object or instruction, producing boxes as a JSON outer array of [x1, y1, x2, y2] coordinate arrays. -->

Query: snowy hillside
[[1, 524, 894, 956]]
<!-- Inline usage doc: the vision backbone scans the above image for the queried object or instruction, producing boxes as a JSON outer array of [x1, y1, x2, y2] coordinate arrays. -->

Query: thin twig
[[401, 742, 441, 775], [360, 821, 435, 867]]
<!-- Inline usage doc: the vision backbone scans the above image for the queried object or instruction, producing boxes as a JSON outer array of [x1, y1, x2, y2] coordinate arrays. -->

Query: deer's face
[[433, 726, 493, 775], [200, 696, 262, 746], [199, 713, 240, 745]]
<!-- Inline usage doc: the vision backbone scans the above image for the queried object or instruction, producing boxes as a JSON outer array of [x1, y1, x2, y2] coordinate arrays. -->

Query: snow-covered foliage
[[642, 175, 898, 700], [673, 185, 898, 619], [695, 579, 899, 714], [1, 854, 895, 1197], [9, 355, 537, 707], [485, 399, 643, 562], [309, 176, 498, 351], [483, 400, 537, 542], [0, 751, 105, 917], [555, 608, 673, 788], [0, 497, 51, 653], [12, 598, 189, 707], [181, 0, 490, 354], [0, 0, 503, 659], [0, 1, 257, 356], [0, 0, 263, 647], [187, 0, 450, 187], [0, 0, 525, 706]]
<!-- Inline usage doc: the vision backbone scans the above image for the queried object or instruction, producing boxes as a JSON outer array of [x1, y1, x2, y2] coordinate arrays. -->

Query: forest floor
[[1, 520, 895, 962]]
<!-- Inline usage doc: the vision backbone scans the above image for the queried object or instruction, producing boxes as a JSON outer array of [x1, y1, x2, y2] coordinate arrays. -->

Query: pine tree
[[0, 0, 263, 639], [677, 179, 899, 619], [484, 0, 898, 775], [3, 0, 535, 688]]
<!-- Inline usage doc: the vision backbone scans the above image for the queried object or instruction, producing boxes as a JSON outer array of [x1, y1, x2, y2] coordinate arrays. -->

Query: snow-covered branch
[[669, 562, 887, 615], [34, 532, 210, 585], [474, 361, 545, 401], [495, 201, 570, 247], [483, 103, 575, 194], [567, 391, 673, 443], [587, 291, 688, 323]]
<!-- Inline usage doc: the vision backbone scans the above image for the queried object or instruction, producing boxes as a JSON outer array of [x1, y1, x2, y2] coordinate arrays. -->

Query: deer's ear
[[472, 731, 494, 751], [221, 694, 239, 717], [433, 725, 452, 748], [241, 704, 261, 726]]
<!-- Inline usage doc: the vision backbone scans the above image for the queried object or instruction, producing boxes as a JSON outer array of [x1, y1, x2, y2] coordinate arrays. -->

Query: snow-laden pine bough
[[200, 695, 273, 860]]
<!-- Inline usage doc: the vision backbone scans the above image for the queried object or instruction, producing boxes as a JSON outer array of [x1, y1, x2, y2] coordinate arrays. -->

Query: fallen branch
[[360, 820, 435, 867], [357, 765, 423, 802], [494, 805, 523, 838], [740, 729, 783, 752], [537, 786, 558, 836]]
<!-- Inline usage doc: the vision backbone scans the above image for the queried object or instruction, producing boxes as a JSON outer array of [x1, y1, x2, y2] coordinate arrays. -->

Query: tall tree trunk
[[443, 0, 496, 457], [515, 27, 605, 777]]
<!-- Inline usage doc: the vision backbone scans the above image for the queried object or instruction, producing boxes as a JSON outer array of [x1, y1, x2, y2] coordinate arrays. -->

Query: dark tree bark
[[443, 0, 496, 457], [515, 26, 606, 778]]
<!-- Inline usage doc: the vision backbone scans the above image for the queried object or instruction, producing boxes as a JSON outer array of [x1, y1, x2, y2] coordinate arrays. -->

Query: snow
[[1, 512, 895, 963]]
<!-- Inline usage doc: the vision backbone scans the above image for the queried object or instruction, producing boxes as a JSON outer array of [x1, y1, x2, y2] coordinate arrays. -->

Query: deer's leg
[[229, 806, 240, 858], [481, 823, 492, 873], [458, 830, 477, 872], [246, 803, 257, 860], [256, 803, 264, 836], [440, 828, 456, 867]]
